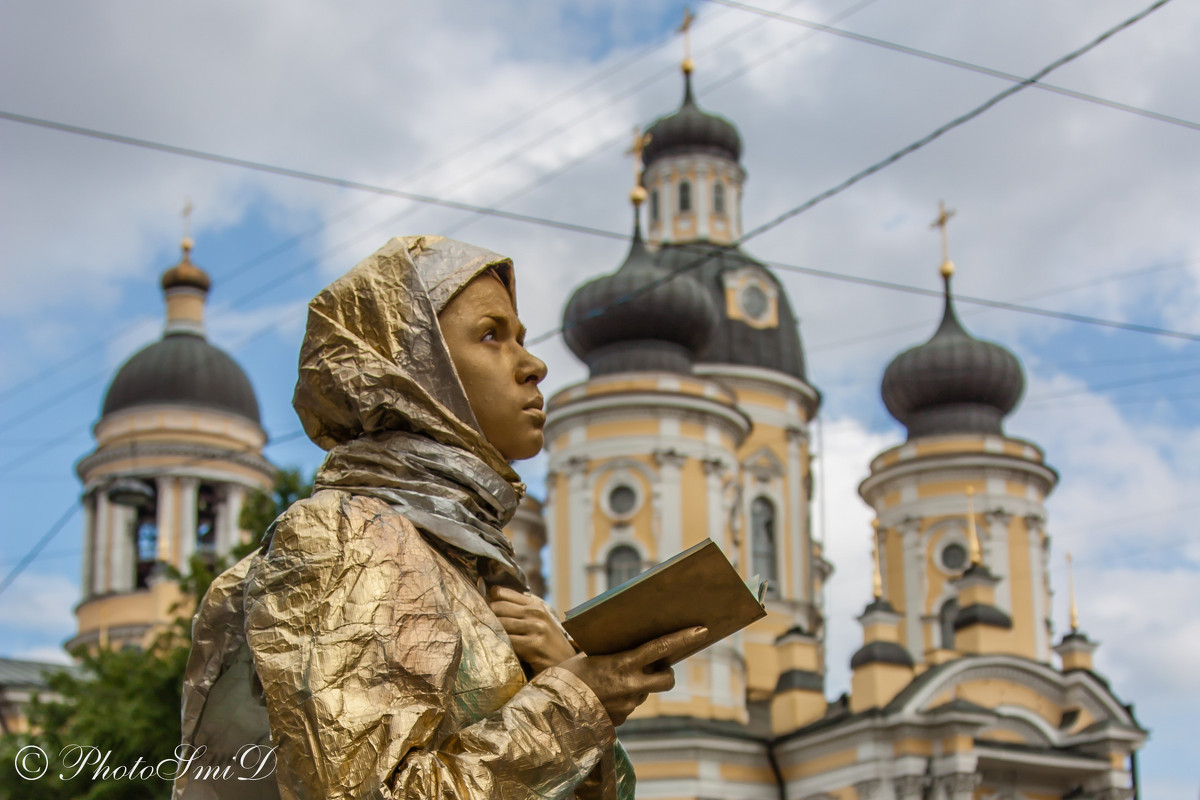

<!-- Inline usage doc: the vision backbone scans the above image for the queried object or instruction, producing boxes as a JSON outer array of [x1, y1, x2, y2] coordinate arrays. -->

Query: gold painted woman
[[173, 236, 703, 800]]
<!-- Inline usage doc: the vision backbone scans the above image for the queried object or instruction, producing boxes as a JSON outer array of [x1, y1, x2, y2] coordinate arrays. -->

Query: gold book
[[562, 539, 768, 665]]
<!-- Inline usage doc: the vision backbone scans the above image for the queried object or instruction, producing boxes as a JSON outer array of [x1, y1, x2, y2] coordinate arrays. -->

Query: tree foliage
[[0, 468, 313, 800]]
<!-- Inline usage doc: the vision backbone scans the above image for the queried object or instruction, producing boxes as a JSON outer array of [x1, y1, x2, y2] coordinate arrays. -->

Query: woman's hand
[[558, 626, 708, 727], [489, 586, 577, 674]]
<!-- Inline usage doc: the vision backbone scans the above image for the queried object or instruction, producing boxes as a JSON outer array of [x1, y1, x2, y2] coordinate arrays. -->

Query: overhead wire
[[527, 0, 1179, 345], [707, 0, 1200, 134], [0, 429, 306, 600], [0, 0, 871, 435], [0, 0, 771, 408]]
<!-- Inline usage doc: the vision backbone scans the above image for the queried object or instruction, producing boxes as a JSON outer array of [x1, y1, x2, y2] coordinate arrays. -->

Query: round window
[[740, 283, 769, 320], [608, 485, 637, 516], [941, 542, 967, 571]]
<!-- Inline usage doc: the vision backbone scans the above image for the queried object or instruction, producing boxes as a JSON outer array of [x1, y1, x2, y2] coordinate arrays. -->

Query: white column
[[216, 483, 246, 556], [900, 517, 925, 658], [694, 161, 710, 240], [93, 491, 111, 595], [110, 501, 136, 592], [544, 471, 558, 607], [80, 493, 96, 600], [653, 450, 685, 558], [567, 457, 590, 608], [177, 477, 199, 569], [786, 427, 807, 602], [986, 509, 1012, 613], [155, 476, 176, 564], [703, 458, 726, 554], [1027, 514, 1050, 661]]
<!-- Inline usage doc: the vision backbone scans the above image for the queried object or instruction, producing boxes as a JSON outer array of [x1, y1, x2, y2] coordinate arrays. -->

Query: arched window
[[713, 182, 726, 214], [133, 497, 158, 589], [606, 545, 642, 589], [650, 189, 660, 223], [940, 598, 959, 650], [751, 497, 778, 596], [678, 181, 692, 213], [196, 483, 219, 564]]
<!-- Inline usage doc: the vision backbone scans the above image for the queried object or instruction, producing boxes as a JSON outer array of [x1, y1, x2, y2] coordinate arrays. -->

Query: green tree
[[0, 468, 313, 800]]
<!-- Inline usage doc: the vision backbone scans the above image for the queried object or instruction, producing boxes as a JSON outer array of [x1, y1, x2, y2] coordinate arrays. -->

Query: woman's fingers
[[624, 626, 708, 670], [489, 600, 535, 620], [488, 586, 531, 605], [638, 667, 675, 695]]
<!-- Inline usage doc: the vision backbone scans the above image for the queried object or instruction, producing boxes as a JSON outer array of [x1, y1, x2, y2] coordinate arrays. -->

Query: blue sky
[[2, 1, 1198, 795]]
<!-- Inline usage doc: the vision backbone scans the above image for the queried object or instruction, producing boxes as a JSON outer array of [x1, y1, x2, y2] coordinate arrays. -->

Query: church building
[[543, 53, 1147, 799]]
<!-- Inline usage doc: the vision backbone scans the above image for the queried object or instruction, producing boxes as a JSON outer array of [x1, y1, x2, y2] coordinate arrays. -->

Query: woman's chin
[[502, 432, 545, 463]]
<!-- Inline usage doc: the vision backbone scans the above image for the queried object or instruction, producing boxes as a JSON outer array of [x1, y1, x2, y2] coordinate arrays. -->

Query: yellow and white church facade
[[541, 61, 1147, 800]]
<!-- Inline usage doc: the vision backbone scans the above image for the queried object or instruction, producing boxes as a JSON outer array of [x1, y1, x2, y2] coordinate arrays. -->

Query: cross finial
[[626, 127, 653, 206], [181, 197, 195, 255], [965, 486, 983, 566], [679, 7, 696, 74], [1066, 551, 1079, 632], [931, 200, 956, 278], [871, 519, 883, 600]]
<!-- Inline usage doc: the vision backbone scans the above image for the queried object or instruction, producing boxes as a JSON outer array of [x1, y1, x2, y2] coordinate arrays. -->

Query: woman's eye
[[482, 329, 498, 342]]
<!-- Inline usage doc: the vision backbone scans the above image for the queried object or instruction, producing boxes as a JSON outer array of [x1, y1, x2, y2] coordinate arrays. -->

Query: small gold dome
[[939, 260, 955, 279], [630, 186, 648, 205], [161, 240, 211, 292]]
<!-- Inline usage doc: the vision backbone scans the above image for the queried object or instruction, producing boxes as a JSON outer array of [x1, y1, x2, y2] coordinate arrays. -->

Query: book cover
[[562, 538, 768, 665]]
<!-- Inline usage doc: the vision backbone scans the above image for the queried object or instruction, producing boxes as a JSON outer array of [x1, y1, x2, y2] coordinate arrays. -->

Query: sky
[[1, 0, 1197, 794]]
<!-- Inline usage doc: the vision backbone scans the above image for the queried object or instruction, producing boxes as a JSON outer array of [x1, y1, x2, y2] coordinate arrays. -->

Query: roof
[[0, 657, 82, 690], [654, 243, 810, 381], [102, 332, 262, 423], [881, 272, 1023, 438], [641, 72, 742, 168]]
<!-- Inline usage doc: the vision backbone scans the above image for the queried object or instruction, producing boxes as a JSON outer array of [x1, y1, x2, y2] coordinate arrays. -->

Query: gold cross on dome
[[930, 200, 956, 272], [182, 198, 194, 238], [679, 7, 696, 72], [626, 127, 653, 204]]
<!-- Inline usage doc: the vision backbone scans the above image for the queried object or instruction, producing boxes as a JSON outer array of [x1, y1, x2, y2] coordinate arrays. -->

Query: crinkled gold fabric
[[174, 237, 632, 799]]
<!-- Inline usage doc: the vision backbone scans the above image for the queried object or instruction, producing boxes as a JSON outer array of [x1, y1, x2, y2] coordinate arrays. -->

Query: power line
[[0, 1, 758, 408], [707, 0, 1200, 134], [765, 258, 1200, 344], [0, 429, 307, 599], [0, 0, 870, 423], [528, 0, 1178, 345], [0, 503, 79, 598], [0, 0, 1181, 441]]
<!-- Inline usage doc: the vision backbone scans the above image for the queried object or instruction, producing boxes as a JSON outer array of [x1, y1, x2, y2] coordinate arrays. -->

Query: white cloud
[[0, 571, 78, 634]]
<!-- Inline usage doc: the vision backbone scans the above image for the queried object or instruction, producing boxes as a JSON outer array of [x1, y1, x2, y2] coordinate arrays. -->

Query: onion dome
[[563, 212, 719, 376], [101, 241, 261, 424], [642, 72, 742, 168], [653, 243, 809, 381], [882, 267, 1023, 439]]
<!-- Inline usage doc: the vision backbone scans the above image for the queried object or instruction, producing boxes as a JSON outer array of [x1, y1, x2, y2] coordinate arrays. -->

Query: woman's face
[[439, 271, 548, 461]]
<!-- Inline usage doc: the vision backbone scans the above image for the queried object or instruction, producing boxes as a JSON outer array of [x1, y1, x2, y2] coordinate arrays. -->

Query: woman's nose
[[519, 349, 548, 385]]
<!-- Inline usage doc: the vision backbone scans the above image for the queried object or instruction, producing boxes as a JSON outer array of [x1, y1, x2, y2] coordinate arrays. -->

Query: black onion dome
[[882, 273, 1023, 439], [642, 72, 742, 168], [564, 215, 719, 376], [653, 243, 809, 382], [102, 333, 261, 424]]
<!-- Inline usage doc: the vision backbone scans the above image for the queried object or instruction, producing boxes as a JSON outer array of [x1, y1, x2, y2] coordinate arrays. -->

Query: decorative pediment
[[892, 654, 1141, 748], [742, 446, 784, 482]]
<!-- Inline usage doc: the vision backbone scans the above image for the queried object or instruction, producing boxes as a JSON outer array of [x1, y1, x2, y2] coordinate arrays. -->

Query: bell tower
[[858, 205, 1057, 669], [71, 233, 274, 652]]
